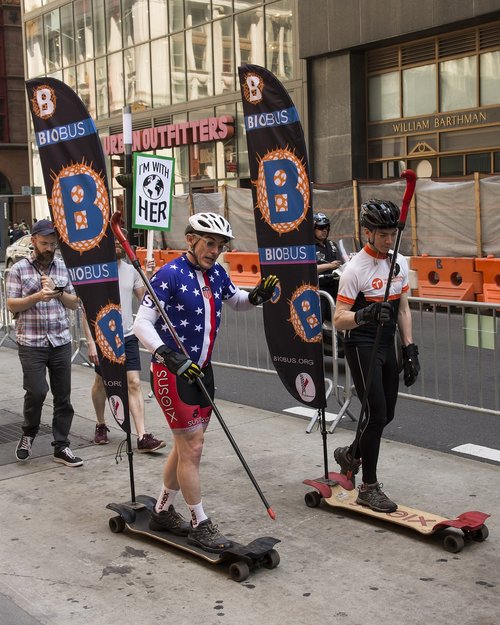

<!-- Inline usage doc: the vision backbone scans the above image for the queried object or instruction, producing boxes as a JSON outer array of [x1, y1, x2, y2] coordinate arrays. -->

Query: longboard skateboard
[[304, 473, 490, 553], [106, 495, 280, 582]]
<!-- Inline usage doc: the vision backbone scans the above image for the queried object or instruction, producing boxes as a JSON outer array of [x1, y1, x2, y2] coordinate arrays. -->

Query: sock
[[155, 487, 179, 513], [188, 501, 208, 527]]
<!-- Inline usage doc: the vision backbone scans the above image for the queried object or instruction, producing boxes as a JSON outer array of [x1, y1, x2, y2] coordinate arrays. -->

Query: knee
[[184, 435, 205, 463], [127, 376, 141, 394]]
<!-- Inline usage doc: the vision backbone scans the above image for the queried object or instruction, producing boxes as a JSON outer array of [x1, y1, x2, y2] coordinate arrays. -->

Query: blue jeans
[[18, 342, 74, 451]]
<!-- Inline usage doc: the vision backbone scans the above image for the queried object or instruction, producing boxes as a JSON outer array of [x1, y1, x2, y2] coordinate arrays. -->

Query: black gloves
[[154, 345, 202, 382], [354, 302, 392, 326], [248, 275, 279, 306], [402, 343, 420, 387]]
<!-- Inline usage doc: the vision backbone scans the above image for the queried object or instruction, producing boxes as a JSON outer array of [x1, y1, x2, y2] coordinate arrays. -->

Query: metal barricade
[[1, 269, 498, 417], [0, 269, 16, 347]]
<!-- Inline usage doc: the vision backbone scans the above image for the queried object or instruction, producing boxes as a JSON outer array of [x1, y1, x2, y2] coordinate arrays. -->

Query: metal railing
[[1, 268, 498, 417]]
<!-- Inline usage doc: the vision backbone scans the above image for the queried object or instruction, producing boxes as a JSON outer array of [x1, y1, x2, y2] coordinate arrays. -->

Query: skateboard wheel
[[109, 515, 126, 534], [304, 491, 322, 508], [263, 549, 280, 570], [443, 532, 465, 553], [229, 561, 250, 582], [472, 525, 489, 542]]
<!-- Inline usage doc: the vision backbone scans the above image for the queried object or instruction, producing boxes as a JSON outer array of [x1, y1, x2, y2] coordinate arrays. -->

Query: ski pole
[[110, 212, 277, 520], [346, 170, 416, 484]]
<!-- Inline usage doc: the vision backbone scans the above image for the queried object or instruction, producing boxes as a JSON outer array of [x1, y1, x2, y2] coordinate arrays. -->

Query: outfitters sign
[[238, 65, 326, 409], [25, 77, 130, 433]]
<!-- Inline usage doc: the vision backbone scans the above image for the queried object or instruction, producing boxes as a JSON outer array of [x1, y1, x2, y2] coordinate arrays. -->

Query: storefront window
[[125, 44, 151, 110], [236, 101, 250, 178], [93, 0, 106, 57], [74, 0, 93, 62], [108, 51, 124, 115], [123, 0, 150, 46], [44, 10, 61, 73], [494, 152, 500, 172], [403, 65, 436, 117], [369, 72, 400, 121], [266, 0, 293, 80], [170, 0, 184, 33], [24, 0, 43, 12], [216, 104, 237, 179], [150, 0, 169, 40], [95, 56, 108, 118], [214, 16, 234, 94], [235, 9, 265, 67], [186, 23, 214, 100], [63, 66, 77, 92], [105, 0, 122, 53], [173, 144, 190, 194], [466, 152, 490, 174], [171, 32, 187, 103], [213, 1, 231, 20], [480, 51, 500, 106], [440, 56, 476, 112], [440, 155, 463, 176], [77, 61, 96, 118], [151, 39, 171, 107], [186, 0, 211, 28], [26, 19, 45, 78], [61, 4, 75, 66]]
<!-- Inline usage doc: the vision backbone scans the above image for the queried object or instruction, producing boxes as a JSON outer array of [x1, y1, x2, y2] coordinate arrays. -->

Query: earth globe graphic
[[143, 174, 164, 200]]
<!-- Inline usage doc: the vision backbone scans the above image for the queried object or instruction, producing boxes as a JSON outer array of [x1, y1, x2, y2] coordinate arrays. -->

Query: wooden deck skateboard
[[303, 473, 490, 553], [106, 495, 280, 582]]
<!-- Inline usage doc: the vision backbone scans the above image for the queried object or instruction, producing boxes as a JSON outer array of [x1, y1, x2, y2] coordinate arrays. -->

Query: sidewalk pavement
[[0, 345, 498, 625]]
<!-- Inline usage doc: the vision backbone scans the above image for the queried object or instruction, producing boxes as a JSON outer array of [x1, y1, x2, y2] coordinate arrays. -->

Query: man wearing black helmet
[[333, 200, 420, 513], [133, 212, 278, 552], [313, 213, 342, 323]]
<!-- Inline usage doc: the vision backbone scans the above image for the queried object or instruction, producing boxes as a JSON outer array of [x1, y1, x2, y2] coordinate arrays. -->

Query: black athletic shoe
[[356, 482, 397, 513], [15, 435, 34, 462], [149, 505, 190, 536], [53, 447, 83, 467], [334, 446, 361, 485], [187, 518, 232, 553]]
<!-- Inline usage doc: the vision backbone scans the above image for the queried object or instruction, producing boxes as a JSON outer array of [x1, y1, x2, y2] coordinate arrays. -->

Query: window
[[403, 65, 436, 117], [74, 0, 93, 62], [440, 56, 476, 112], [369, 72, 400, 121], [266, 0, 294, 80], [466, 152, 490, 174], [151, 39, 171, 107], [60, 4, 75, 66], [440, 155, 463, 176], [150, 0, 169, 40], [480, 51, 500, 106], [44, 10, 61, 73]]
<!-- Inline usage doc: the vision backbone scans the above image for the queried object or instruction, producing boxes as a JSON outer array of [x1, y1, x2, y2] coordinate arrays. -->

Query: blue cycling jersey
[[144, 253, 238, 368]]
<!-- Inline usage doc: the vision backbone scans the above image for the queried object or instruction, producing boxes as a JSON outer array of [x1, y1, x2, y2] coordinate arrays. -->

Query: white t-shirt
[[118, 261, 144, 336]]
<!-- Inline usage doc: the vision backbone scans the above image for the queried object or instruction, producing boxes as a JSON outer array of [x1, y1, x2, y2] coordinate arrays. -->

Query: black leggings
[[344, 341, 399, 484]]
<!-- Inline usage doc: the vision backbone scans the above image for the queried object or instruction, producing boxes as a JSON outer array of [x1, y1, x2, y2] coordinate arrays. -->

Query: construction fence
[[148, 175, 500, 259]]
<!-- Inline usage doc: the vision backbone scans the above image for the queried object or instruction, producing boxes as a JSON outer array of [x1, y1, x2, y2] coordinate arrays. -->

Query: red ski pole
[[110, 212, 277, 520]]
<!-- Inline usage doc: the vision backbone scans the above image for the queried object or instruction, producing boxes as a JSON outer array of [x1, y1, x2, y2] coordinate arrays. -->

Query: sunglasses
[[315, 225, 329, 231]]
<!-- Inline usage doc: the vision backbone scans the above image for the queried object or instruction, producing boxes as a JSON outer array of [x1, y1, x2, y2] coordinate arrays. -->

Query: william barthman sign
[[133, 153, 174, 231]]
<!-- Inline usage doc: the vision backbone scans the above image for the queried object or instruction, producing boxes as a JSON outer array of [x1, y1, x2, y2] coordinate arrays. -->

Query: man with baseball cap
[[6, 219, 83, 467]]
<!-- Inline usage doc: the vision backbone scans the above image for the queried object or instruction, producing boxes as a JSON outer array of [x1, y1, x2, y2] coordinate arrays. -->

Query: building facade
[[22, 0, 303, 219], [298, 0, 500, 183], [0, 0, 31, 246]]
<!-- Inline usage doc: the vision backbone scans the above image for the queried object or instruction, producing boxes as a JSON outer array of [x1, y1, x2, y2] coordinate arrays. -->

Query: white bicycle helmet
[[186, 212, 234, 240]]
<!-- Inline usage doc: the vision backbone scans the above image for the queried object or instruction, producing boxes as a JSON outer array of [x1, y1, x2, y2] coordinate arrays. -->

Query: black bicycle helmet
[[360, 199, 400, 230], [313, 212, 330, 228]]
